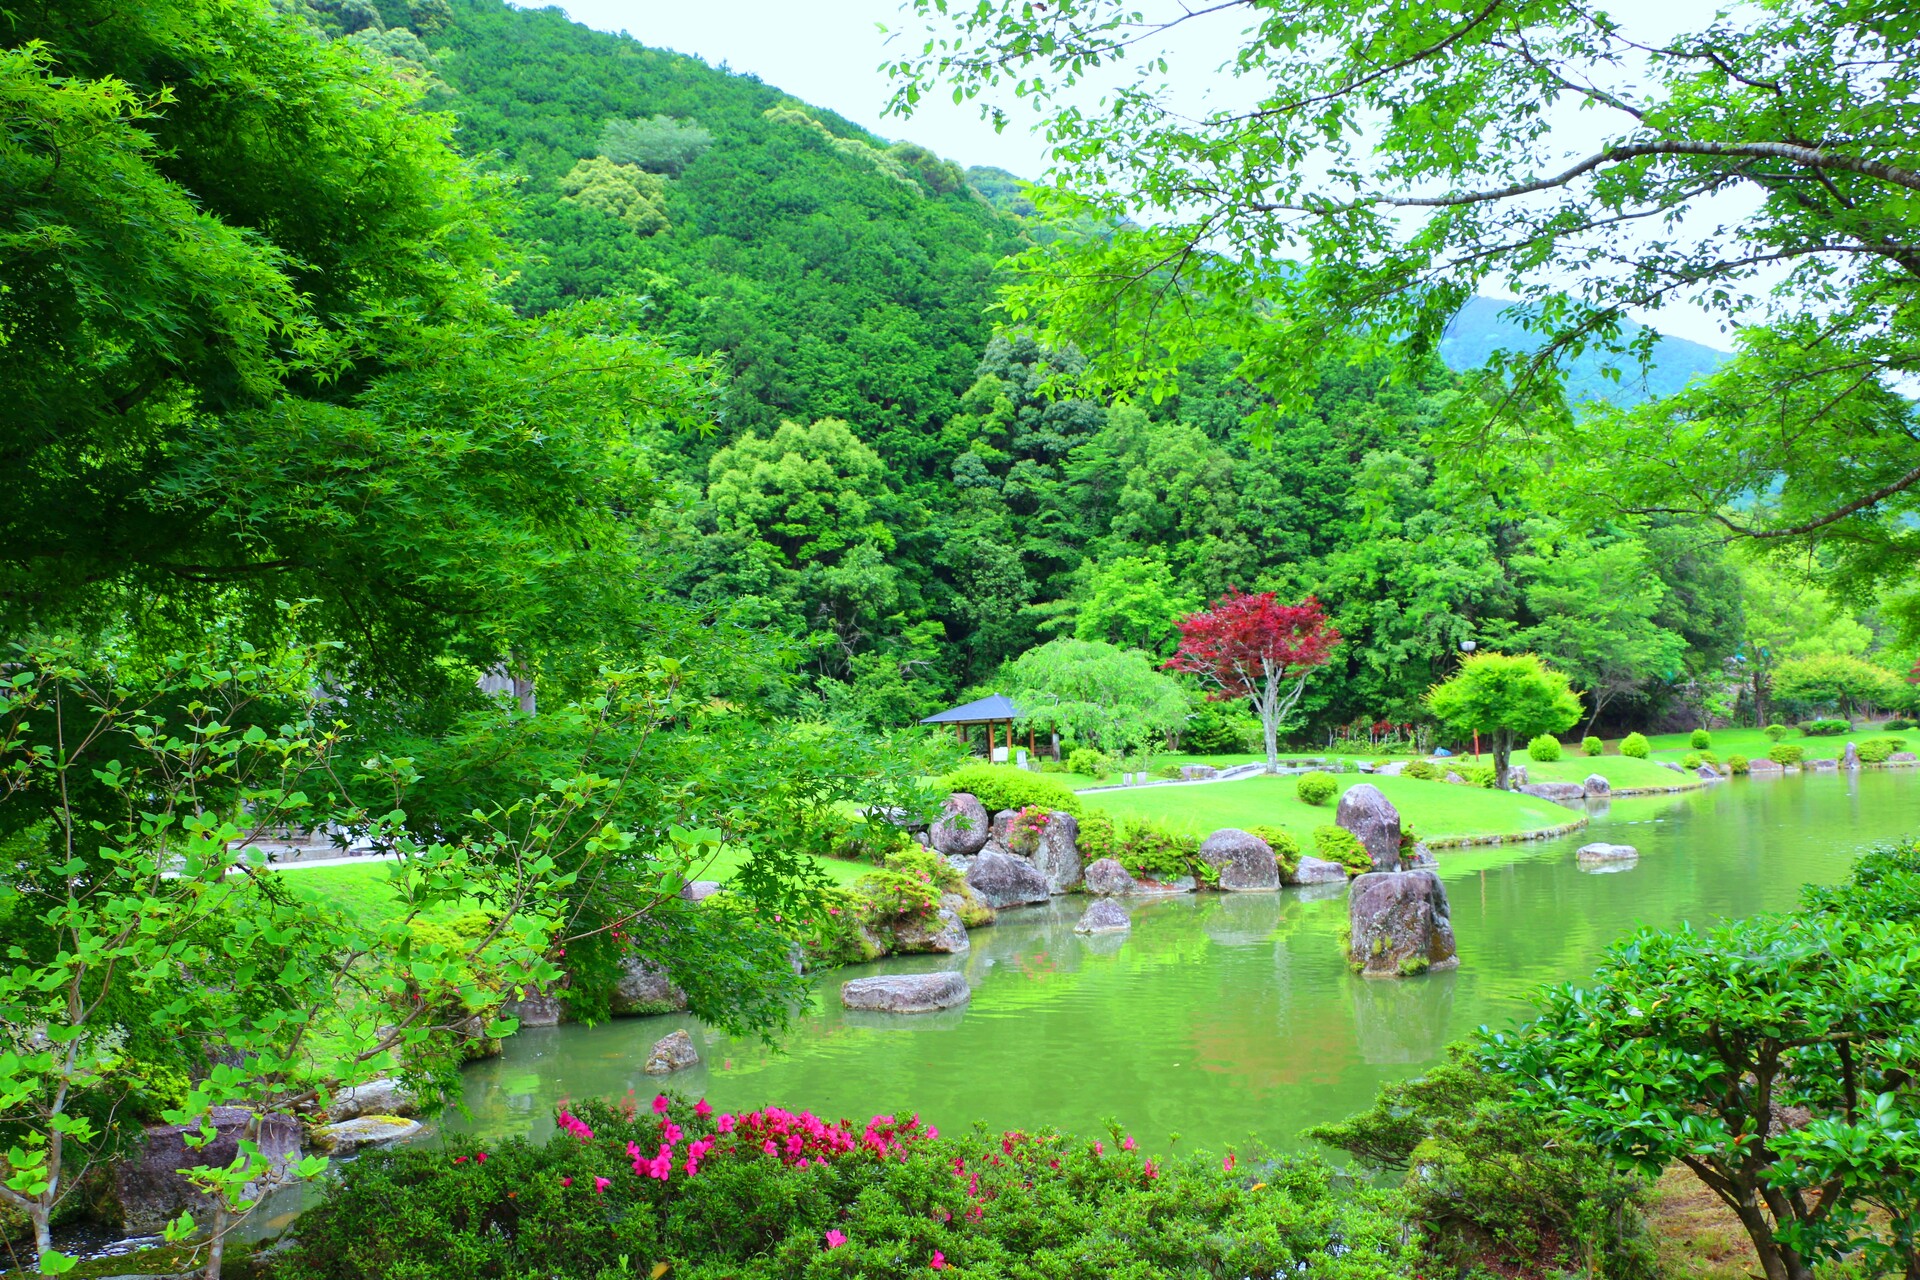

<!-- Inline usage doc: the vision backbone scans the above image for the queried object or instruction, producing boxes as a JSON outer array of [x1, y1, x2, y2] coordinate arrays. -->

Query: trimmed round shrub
[[1065, 747, 1112, 778], [1769, 743, 1806, 766], [1688, 728, 1711, 750], [938, 764, 1083, 818], [1681, 752, 1702, 770], [1295, 770, 1339, 806], [1727, 754, 1751, 776], [1581, 736, 1604, 757], [1527, 734, 1563, 762], [1857, 737, 1906, 764], [1247, 823, 1303, 879], [1619, 732, 1650, 759], [1402, 759, 1440, 781], [1313, 824, 1370, 872], [1763, 723, 1790, 742]]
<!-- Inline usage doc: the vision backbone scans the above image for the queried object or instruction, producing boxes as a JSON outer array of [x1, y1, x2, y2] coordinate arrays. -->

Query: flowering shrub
[[275, 1094, 1418, 1280], [1008, 805, 1051, 855], [1074, 812, 1202, 883]]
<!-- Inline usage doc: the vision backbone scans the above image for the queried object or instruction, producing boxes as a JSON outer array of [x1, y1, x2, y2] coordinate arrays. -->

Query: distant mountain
[[1440, 295, 1728, 407]]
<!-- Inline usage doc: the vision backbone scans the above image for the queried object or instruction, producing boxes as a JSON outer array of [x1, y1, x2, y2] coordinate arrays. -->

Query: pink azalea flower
[[593, 1176, 611, 1194], [652, 1094, 670, 1115], [931, 1250, 948, 1271], [717, 1114, 736, 1134], [1093, 1141, 1104, 1156], [475, 1152, 488, 1163], [1122, 1136, 1135, 1151], [1223, 1153, 1236, 1172], [825, 1229, 848, 1250], [1144, 1159, 1159, 1179], [694, 1098, 713, 1119]]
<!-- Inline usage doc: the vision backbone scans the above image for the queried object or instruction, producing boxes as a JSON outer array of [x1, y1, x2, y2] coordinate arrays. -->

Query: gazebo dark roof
[[919, 694, 1020, 726]]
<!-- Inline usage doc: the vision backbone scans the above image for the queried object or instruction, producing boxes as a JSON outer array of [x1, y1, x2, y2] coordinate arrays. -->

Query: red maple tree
[[1164, 592, 1340, 772]]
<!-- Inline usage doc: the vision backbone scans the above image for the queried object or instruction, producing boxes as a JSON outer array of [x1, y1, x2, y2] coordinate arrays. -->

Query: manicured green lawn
[[1516, 754, 1702, 790], [1078, 772, 1583, 846], [1636, 725, 1909, 763]]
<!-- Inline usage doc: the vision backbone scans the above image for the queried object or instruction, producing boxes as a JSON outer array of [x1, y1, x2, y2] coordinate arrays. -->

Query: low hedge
[[1763, 723, 1790, 742], [1688, 728, 1712, 750], [939, 764, 1083, 818], [1581, 736, 1604, 757], [273, 1095, 1419, 1280], [1727, 755, 1751, 776], [1857, 737, 1907, 764]]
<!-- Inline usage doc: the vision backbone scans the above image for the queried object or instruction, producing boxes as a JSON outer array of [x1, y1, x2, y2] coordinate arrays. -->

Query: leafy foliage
[[936, 766, 1082, 819], [1425, 654, 1582, 788], [1004, 639, 1187, 755], [1312, 826, 1369, 874], [1294, 772, 1338, 806], [1620, 732, 1651, 759], [1526, 735, 1562, 762], [1166, 593, 1339, 771]]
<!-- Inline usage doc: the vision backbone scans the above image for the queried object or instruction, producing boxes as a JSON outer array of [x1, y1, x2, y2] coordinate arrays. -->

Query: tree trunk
[[1493, 728, 1514, 789], [1258, 667, 1281, 772], [32, 1203, 51, 1269]]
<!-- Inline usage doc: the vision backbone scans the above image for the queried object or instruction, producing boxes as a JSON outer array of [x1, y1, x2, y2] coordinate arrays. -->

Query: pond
[[455, 769, 1920, 1155]]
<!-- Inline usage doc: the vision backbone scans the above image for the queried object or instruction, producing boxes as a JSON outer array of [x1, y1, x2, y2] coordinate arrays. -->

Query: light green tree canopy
[[559, 156, 671, 234], [1770, 654, 1908, 721], [1425, 652, 1583, 788], [1072, 555, 1194, 655], [598, 114, 714, 176], [1002, 637, 1188, 753], [885, 0, 1920, 631]]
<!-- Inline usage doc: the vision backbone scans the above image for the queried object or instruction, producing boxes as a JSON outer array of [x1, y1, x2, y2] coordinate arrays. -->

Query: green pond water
[[456, 769, 1920, 1155]]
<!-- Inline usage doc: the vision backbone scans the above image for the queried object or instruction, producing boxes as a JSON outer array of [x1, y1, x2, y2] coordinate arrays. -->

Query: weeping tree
[[1001, 637, 1188, 759]]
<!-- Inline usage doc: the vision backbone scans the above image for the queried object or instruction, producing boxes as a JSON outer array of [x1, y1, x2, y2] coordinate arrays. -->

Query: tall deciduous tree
[[1165, 592, 1339, 772], [1424, 652, 1582, 788], [1770, 654, 1908, 723], [886, 0, 1920, 629]]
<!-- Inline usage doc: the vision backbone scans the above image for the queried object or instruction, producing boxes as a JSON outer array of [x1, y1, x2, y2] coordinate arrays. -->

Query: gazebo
[[920, 693, 1032, 763]]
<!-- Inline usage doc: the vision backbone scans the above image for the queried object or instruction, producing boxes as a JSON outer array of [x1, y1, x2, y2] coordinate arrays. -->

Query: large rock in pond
[[1347, 871, 1458, 978], [611, 957, 688, 1016], [1698, 764, 1725, 780], [324, 1078, 418, 1123], [1891, 751, 1919, 765], [1576, 842, 1639, 864], [894, 904, 970, 954], [116, 1108, 303, 1233], [1082, 857, 1137, 896], [841, 971, 971, 1014], [1583, 773, 1611, 797], [1336, 784, 1403, 873], [1074, 899, 1131, 935], [966, 850, 1052, 907], [499, 985, 564, 1028], [931, 792, 991, 857], [1288, 855, 1348, 885], [644, 1029, 701, 1075], [314, 1115, 423, 1156], [1198, 828, 1280, 891], [680, 880, 723, 904], [1844, 741, 1862, 769], [1518, 781, 1587, 806], [1748, 757, 1785, 776], [1031, 811, 1083, 892]]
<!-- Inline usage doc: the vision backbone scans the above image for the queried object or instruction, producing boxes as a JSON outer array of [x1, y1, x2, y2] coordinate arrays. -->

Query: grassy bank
[[1077, 772, 1585, 847], [1637, 725, 1906, 763]]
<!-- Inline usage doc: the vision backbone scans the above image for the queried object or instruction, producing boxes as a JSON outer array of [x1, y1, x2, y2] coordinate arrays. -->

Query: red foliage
[[1163, 592, 1340, 700]]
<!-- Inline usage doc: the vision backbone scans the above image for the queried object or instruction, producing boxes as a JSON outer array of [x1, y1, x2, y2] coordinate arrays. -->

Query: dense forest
[[267, 0, 1906, 741]]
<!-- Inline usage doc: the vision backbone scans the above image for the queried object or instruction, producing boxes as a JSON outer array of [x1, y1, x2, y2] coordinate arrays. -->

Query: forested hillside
[[298, 0, 1887, 739]]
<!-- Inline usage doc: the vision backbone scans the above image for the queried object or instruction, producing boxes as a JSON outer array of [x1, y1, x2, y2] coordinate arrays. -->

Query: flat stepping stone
[[1576, 842, 1638, 862], [841, 971, 970, 1014]]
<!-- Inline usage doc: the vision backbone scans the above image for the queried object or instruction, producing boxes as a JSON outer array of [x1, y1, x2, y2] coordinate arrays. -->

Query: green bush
[[1856, 737, 1907, 764], [1295, 770, 1339, 806], [1064, 747, 1112, 778], [1526, 734, 1563, 762], [1727, 755, 1750, 775], [1246, 824, 1303, 879], [1618, 732, 1650, 759], [1402, 759, 1439, 781], [1314, 825, 1370, 873], [1688, 728, 1712, 750], [1763, 723, 1790, 742], [1885, 718, 1917, 732], [1768, 743, 1805, 766], [938, 764, 1083, 817], [1801, 718, 1850, 736], [1681, 752, 1702, 770], [1582, 736, 1604, 757], [1152, 763, 1184, 780], [1305, 1047, 1659, 1280], [1076, 811, 1201, 883], [276, 1095, 1418, 1280]]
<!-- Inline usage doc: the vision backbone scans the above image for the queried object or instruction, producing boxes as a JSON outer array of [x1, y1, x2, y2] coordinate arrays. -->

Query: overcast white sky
[[523, 0, 1747, 349]]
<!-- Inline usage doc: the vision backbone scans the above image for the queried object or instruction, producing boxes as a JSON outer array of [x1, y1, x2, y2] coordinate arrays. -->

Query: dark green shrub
[[1885, 718, 1917, 732], [1246, 824, 1302, 879], [939, 764, 1083, 817], [1074, 811, 1201, 882], [1526, 734, 1562, 762], [1582, 736, 1604, 757], [1727, 755, 1750, 775], [1295, 770, 1338, 806], [1769, 743, 1805, 765], [1618, 732, 1650, 759], [1306, 1046, 1659, 1280], [1763, 723, 1790, 742], [1856, 737, 1906, 764], [1153, 763, 1184, 780], [1688, 728, 1711, 750], [1313, 825, 1369, 873], [275, 1095, 1418, 1280], [1801, 718, 1850, 736], [1402, 759, 1439, 781]]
